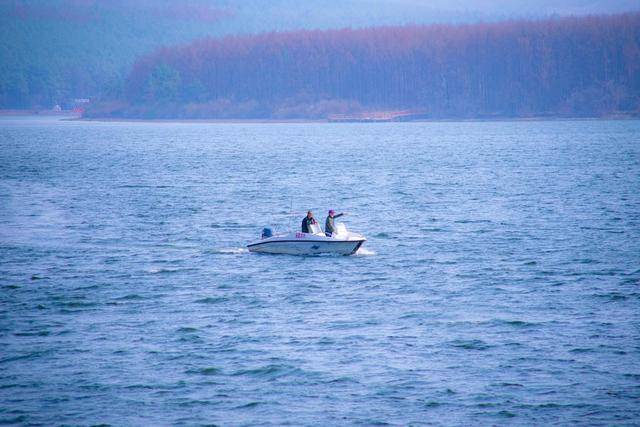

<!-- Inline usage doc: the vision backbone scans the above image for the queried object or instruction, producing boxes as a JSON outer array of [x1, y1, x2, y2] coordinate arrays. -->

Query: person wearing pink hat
[[325, 209, 345, 236]]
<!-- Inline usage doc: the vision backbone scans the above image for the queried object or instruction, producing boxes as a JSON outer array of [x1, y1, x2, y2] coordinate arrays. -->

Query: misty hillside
[[0, 0, 232, 109], [89, 13, 640, 120], [2, 0, 639, 110]]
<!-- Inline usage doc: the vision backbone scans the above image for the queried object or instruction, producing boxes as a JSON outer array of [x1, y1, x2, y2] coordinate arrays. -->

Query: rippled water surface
[[1, 117, 639, 426]]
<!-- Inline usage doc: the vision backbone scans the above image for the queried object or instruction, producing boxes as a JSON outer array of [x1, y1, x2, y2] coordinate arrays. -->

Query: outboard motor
[[261, 227, 273, 239]]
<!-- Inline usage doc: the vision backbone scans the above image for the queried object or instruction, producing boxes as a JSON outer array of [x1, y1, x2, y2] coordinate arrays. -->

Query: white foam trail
[[355, 247, 376, 256], [216, 248, 249, 254]]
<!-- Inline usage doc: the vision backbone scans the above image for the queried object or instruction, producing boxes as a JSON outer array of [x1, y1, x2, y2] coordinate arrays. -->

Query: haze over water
[[1, 117, 639, 425]]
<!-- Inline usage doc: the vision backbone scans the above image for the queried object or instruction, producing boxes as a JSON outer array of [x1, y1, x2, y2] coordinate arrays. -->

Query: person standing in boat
[[301, 210, 317, 233], [325, 209, 345, 236]]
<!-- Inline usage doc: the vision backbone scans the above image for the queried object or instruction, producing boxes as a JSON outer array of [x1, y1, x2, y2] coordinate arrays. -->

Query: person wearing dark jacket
[[301, 210, 317, 233], [325, 209, 345, 236]]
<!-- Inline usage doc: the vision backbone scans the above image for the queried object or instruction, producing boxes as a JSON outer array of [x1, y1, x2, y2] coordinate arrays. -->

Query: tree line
[[90, 13, 640, 119], [0, 0, 233, 109]]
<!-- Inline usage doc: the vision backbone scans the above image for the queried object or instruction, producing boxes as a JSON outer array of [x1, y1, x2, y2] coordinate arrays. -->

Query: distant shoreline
[[1, 110, 638, 124], [77, 117, 640, 124], [75, 117, 328, 124], [0, 109, 79, 118]]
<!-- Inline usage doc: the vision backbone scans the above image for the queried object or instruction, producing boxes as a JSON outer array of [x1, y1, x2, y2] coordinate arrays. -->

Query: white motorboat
[[247, 222, 366, 255]]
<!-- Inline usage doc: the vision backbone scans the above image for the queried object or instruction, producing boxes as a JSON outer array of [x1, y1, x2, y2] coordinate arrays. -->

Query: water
[[1, 117, 639, 426]]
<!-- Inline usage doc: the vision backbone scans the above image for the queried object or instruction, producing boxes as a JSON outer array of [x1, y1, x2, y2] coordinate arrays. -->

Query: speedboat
[[247, 222, 366, 255]]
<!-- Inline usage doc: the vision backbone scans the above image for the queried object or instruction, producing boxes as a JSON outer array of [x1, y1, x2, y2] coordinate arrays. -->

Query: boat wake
[[355, 248, 376, 256], [211, 248, 249, 255]]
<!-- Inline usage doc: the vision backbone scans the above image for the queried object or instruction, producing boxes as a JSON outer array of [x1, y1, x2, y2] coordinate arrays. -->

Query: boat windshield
[[309, 222, 323, 235]]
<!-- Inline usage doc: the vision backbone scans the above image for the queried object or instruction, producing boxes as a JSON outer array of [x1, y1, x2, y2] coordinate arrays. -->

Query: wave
[[195, 296, 229, 304], [448, 339, 491, 351], [146, 267, 198, 274], [185, 367, 221, 376]]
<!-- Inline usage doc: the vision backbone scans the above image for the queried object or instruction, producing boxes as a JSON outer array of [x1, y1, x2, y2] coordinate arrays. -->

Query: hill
[[2, 1, 638, 111], [90, 13, 640, 119], [0, 0, 235, 109]]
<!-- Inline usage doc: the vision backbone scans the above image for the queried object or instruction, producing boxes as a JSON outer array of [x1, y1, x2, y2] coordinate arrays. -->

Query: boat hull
[[247, 238, 365, 255]]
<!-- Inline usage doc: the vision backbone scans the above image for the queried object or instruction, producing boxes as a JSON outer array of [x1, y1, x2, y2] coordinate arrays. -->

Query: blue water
[[1, 117, 639, 426]]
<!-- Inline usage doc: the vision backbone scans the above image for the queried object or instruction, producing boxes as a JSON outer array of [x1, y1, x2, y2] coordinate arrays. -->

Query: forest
[[1, 0, 534, 110], [0, 0, 233, 109], [89, 13, 640, 119]]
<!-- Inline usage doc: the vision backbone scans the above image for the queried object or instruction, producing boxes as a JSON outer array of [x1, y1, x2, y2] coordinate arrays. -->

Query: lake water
[[1, 117, 639, 426]]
